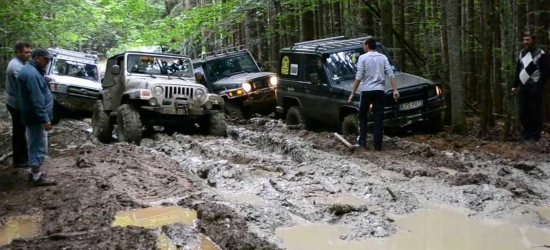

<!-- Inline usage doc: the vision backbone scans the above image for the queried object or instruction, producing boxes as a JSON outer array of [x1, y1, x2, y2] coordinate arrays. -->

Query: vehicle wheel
[[92, 100, 113, 143], [116, 104, 142, 145], [224, 101, 250, 120], [286, 106, 309, 129], [51, 102, 62, 125], [202, 112, 227, 136], [423, 113, 443, 133], [341, 114, 359, 136]]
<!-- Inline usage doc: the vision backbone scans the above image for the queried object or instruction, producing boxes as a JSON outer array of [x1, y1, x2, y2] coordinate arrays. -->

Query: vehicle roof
[[108, 51, 191, 60], [192, 46, 250, 64], [280, 36, 372, 54], [48, 48, 98, 62]]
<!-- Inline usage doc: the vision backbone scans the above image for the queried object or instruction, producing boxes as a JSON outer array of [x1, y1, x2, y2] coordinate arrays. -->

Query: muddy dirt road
[[1, 101, 550, 249]]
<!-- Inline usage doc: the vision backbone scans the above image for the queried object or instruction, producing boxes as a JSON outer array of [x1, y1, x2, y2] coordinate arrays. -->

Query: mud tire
[[224, 101, 250, 120], [116, 104, 142, 145], [51, 102, 62, 125], [286, 106, 309, 129], [423, 113, 443, 133], [342, 114, 359, 136], [204, 112, 227, 136], [92, 100, 113, 143]]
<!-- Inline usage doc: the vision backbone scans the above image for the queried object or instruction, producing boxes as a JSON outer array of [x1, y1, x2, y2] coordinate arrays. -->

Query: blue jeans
[[26, 124, 48, 168]]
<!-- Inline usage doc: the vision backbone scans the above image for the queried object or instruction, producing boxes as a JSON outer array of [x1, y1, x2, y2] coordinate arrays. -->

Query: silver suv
[[92, 51, 226, 145]]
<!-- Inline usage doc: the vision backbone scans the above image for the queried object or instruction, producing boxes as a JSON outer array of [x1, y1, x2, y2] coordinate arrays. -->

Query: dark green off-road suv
[[193, 48, 278, 119], [275, 36, 445, 135]]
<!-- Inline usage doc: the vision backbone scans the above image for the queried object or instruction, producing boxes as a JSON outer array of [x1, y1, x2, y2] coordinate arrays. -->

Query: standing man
[[5, 42, 31, 168], [512, 32, 549, 142], [18, 48, 56, 186], [348, 38, 399, 151]]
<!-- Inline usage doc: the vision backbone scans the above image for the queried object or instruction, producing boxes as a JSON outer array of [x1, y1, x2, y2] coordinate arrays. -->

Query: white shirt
[[355, 51, 395, 92]]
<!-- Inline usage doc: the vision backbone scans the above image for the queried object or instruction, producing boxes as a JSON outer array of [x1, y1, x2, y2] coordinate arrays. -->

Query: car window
[[126, 54, 193, 77], [52, 58, 100, 82], [325, 49, 363, 82], [304, 55, 328, 84], [279, 53, 301, 81], [204, 53, 259, 80]]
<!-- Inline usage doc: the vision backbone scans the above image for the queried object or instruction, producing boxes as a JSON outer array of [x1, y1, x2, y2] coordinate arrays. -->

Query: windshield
[[204, 53, 259, 80], [325, 45, 397, 82], [52, 59, 99, 82], [126, 54, 193, 77]]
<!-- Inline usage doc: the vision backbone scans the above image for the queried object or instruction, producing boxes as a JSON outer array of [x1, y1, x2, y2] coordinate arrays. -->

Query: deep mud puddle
[[0, 216, 40, 246], [112, 206, 220, 250], [275, 206, 550, 250]]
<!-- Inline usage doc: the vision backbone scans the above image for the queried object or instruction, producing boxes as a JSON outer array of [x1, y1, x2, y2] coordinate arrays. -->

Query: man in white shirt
[[348, 38, 399, 150]]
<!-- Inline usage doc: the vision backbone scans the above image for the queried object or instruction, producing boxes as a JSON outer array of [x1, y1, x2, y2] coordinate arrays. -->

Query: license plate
[[399, 100, 423, 111], [164, 108, 188, 115]]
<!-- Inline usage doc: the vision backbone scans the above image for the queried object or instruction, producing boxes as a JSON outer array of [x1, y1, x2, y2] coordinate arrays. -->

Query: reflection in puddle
[[156, 233, 178, 250], [276, 207, 550, 250], [0, 216, 40, 246], [112, 206, 197, 228], [537, 207, 550, 223]]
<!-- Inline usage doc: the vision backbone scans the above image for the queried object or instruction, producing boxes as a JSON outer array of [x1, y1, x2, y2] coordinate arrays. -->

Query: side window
[[278, 53, 300, 81], [304, 55, 327, 84]]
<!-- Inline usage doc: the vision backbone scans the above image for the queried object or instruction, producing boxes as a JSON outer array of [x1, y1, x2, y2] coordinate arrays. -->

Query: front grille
[[164, 86, 194, 99], [251, 77, 268, 90], [67, 86, 100, 98]]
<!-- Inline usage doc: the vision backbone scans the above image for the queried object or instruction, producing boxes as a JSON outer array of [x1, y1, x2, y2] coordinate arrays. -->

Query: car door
[[302, 54, 334, 122], [278, 53, 310, 116]]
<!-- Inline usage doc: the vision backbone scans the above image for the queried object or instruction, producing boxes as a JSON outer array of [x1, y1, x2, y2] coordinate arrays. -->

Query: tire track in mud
[[147, 119, 550, 247]]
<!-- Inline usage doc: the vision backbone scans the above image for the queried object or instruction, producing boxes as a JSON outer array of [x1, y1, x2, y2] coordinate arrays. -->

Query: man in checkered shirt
[[512, 32, 549, 142]]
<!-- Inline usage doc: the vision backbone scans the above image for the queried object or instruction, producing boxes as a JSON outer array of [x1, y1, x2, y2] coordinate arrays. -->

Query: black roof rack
[[284, 36, 374, 53], [196, 45, 247, 60]]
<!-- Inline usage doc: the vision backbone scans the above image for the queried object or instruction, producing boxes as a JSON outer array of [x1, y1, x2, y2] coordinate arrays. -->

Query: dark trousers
[[518, 83, 544, 141], [6, 105, 28, 167], [358, 90, 385, 149]]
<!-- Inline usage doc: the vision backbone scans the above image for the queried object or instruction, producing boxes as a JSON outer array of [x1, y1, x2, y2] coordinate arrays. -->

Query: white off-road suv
[[92, 51, 226, 145], [46, 48, 102, 124]]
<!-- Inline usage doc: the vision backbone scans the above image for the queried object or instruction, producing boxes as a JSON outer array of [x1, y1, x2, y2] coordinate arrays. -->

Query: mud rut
[[144, 118, 550, 248], [2, 115, 550, 249]]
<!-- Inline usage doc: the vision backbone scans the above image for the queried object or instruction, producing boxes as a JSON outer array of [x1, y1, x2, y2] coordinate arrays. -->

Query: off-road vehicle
[[276, 36, 445, 135], [45, 48, 102, 124], [192, 47, 278, 119], [93, 51, 226, 145]]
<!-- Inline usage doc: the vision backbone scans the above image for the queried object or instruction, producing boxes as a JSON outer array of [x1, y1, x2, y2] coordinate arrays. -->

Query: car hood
[[126, 75, 203, 89], [213, 72, 274, 85], [335, 72, 435, 92], [50, 75, 102, 90]]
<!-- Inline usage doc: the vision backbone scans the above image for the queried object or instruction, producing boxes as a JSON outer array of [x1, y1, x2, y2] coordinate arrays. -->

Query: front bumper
[[378, 106, 446, 128], [242, 89, 277, 107], [53, 92, 97, 112], [141, 106, 219, 116]]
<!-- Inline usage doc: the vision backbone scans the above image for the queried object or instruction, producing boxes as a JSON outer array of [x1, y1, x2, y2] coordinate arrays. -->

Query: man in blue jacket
[[18, 48, 56, 186]]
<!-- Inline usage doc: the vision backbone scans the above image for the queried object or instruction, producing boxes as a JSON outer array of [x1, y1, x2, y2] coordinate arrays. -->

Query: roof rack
[[287, 36, 373, 53], [199, 45, 247, 59]]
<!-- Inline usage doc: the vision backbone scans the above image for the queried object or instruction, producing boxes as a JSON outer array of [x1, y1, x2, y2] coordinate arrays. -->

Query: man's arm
[[539, 52, 549, 86], [24, 74, 50, 124], [349, 56, 364, 101], [384, 57, 399, 99]]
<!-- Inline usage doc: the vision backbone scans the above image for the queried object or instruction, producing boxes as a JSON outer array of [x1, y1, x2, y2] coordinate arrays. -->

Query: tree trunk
[[392, 0, 405, 70], [245, 9, 258, 57], [445, 0, 467, 133], [493, 0, 503, 115], [271, 0, 281, 68], [479, 0, 493, 136], [333, 1, 342, 35], [466, 0, 476, 102], [301, 1, 315, 41], [323, 1, 330, 36], [404, 0, 414, 72], [380, 0, 393, 45], [358, 0, 375, 35], [534, 0, 550, 121]]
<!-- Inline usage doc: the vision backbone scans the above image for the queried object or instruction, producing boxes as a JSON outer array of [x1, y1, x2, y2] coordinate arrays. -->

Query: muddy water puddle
[[537, 207, 550, 223], [112, 206, 197, 228], [275, 207, 550, 250], [112, 206, 220, 250], [0, 216, 40, 246]]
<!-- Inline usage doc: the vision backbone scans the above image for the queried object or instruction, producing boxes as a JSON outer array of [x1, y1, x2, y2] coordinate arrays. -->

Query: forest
[[1, 0, 549, 138]]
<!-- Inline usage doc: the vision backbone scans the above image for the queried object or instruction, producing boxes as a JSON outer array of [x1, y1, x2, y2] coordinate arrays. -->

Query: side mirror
[[110, 65, 120, 76], [195, 72, 205, 82], [310, 73, 319, 85]]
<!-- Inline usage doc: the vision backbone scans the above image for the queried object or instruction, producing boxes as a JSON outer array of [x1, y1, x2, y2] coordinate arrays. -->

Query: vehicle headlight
[[269, 76, 278, 87], [205, 101, 213, 110], [57, 84, 68, 93], [149, 98, 158, 106], [242, 82, 252, 92], [195, 88, 205, 99], [153, 86, 164, 96]]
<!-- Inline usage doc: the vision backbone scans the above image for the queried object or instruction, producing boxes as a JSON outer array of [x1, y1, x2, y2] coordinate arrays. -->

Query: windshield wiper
[[147, 73, 156, 79], [168, 72, 185, 81]]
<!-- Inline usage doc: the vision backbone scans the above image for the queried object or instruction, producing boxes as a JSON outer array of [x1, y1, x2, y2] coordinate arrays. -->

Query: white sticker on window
[[290, 64, 298, 76]]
